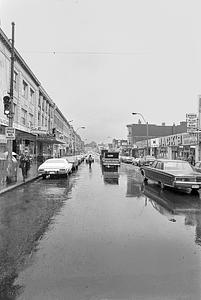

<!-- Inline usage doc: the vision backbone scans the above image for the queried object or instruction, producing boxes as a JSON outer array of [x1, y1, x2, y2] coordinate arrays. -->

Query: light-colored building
[[0, 26, 84, 161]]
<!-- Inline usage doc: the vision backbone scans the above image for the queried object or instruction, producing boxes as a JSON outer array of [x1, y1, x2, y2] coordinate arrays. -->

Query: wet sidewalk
[[0, 161, 42, 195]]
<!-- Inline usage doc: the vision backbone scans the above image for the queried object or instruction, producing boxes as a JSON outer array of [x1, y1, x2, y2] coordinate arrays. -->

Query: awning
[[36, 135, 65, 144]]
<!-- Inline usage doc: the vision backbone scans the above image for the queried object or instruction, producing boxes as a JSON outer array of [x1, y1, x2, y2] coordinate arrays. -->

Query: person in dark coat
[[19, 152, 30, 182], [88, 154, 93, 168]]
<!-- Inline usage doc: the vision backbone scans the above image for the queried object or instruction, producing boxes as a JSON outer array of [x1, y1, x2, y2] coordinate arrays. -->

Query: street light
[[132, 112, 149, 156]]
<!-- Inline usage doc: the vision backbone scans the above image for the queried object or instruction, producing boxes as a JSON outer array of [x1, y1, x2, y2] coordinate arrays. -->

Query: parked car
[[133, 155, 155, 166], [65, 156, 79, 171], [38, 158, 73, 179], [120, 156, 134, 164], [140, 159, 201, 194]]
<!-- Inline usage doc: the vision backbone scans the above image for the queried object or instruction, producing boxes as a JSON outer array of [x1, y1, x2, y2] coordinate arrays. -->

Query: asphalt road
[[0, 160, 201, 300]]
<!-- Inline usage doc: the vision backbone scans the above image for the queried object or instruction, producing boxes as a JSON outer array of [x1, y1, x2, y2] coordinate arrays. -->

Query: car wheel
[[42, 174, 46, 180], [191, 188, 199, 195]]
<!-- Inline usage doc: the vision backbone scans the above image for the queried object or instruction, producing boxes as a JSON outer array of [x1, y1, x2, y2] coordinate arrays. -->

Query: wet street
[[0, 158, 201, 300]]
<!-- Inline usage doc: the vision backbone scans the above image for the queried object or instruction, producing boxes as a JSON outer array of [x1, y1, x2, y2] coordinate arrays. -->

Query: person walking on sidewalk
[[19, 151, 31, 182], [88, 154, 93, 169]]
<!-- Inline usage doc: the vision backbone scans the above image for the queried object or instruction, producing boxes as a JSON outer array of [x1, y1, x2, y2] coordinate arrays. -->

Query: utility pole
[[7, 22, 15, 182]]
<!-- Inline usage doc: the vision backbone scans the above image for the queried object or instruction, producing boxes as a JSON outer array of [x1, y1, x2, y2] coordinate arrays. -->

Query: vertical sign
[[186, 113, 198, 133]]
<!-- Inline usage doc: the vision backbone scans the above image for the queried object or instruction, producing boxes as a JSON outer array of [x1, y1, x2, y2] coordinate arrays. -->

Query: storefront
[[180, 133, 198, 162], [36, 133, 65, 161]]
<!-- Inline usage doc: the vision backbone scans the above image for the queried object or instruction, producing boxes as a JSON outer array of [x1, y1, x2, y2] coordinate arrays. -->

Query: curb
[[0, 175, 42, 196]]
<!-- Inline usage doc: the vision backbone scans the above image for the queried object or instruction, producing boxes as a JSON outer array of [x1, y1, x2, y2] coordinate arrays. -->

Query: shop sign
[[186, 113, 198, 133], [5, 127, 15, 140], [182, 133, 198, 145]]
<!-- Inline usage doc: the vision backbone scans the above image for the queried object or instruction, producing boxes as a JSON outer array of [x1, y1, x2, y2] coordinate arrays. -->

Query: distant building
[[127, 121, 187, 146]]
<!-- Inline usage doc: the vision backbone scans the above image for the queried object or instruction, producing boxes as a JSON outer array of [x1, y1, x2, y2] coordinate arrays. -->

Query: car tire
[[191, 188, 199, 195], [42, 174, 46, 180]]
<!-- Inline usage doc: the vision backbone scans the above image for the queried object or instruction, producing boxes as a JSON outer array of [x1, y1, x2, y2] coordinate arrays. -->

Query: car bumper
[[174, 181, 201, 190], [38, 170, 68, 175]]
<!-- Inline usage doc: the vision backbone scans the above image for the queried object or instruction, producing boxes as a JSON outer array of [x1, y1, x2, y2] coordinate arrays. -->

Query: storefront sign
[[182, 133, 198, 145]]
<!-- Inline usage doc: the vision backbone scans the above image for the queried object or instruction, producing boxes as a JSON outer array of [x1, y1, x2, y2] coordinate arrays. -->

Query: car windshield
[[164, 161, 193, 171], [45, 159, 65, 164]]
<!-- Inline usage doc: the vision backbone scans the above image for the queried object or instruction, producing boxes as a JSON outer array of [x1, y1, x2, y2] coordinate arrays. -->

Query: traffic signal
[[3, 95, 11, 116], [52, 128, 56, 137]]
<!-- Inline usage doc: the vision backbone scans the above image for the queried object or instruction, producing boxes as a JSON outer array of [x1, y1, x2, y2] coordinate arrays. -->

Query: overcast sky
[[1, 0, 201, 143]]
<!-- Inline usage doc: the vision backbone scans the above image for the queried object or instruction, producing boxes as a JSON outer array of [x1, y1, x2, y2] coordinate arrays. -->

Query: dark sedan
[[140, 159, 201, 194]]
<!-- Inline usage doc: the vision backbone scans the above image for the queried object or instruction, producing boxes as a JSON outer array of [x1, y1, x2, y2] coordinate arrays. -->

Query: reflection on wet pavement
[[0, 161, 200, 299]]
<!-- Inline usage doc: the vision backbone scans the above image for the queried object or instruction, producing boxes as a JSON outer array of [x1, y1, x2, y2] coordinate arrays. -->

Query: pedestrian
[[188, 154, 195, 166], [88, 154, 93, 168], [19, 151, 30, 182]]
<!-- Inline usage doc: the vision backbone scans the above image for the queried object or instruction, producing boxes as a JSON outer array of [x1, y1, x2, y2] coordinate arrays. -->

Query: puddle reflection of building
[[126, 169, 144, 198], [144, 183, 201, 246]]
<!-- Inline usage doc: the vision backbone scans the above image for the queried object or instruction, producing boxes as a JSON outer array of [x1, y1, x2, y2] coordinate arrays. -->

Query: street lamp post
[[132, 112, 149, 156]]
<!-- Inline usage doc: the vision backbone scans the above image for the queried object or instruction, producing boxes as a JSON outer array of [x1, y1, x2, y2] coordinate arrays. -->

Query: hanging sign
[[186, 113, 198, 133]]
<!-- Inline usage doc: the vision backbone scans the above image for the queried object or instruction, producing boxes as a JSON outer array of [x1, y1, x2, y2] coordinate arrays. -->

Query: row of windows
[[13, 71, 35, 104], [12, 73, 68, 133], [21, 108, 34, 127]]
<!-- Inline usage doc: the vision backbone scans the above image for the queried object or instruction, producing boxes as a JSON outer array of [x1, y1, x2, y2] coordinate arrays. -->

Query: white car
[[38, 158, 73, 179]]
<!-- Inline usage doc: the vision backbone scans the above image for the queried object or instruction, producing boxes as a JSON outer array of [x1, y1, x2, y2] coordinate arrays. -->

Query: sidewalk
[[0, 161, 41, 195]]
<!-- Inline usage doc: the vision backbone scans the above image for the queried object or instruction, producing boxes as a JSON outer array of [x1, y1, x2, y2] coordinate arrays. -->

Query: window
[[13, 71, 18, 90], [156, 162, 163, 170], [30, 88, 35, 103], [38, 95, 41, 107], [29, 113, 34, 128], [21, 108, 27, 125], [22, 80, 28, 98], [42, 99, 45, 111], [38, 112, 40, 122], [13, 103, 17, 122]]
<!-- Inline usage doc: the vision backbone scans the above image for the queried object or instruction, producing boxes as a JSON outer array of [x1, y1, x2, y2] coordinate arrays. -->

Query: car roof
[[155, 159, 187, 163]]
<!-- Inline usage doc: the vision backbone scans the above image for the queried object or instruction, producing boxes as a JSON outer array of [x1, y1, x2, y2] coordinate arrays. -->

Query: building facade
[[0, 26, 83, 161]]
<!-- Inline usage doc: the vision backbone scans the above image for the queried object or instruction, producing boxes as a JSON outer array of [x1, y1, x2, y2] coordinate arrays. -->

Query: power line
[[20, 50, 148, 56]]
